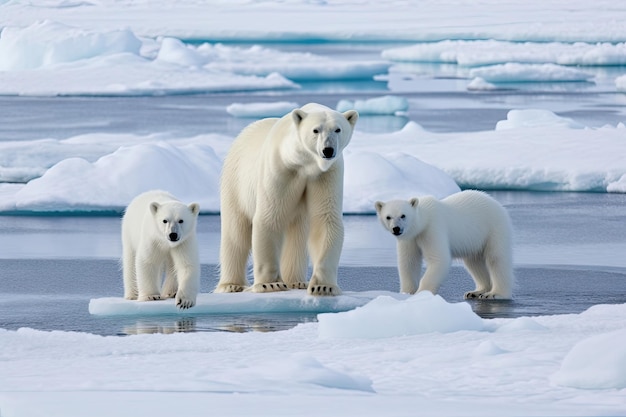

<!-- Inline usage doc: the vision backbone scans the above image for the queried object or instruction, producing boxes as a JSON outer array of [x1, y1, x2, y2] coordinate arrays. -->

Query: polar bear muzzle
[[165, 222, 182, 243], [322, 146, 336, 159]]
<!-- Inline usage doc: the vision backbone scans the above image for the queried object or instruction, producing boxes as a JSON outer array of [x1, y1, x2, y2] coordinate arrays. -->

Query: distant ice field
[[1, 36, 625, 211]]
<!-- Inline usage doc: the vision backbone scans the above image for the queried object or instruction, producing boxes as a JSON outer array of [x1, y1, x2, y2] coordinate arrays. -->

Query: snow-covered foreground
[[2, 292, 625, 417], [1, 108, 625, 213]]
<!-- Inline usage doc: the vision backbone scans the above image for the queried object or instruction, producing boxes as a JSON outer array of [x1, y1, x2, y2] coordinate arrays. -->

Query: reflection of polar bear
[[375, 190, 514, 299], [216, 103, 359, 296], [122, 190, 200, 309]]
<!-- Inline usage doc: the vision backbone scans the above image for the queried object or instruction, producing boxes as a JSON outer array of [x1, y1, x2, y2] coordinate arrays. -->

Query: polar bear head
[[291, 104, 358, 172], [150, 200, 200, 246], [374, 198, 419, 239]]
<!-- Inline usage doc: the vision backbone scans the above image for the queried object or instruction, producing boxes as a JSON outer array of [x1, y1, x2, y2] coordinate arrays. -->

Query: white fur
[[122, 190, 200, 309], [375, 190, 514, 299], [216, 103, 359, 296]]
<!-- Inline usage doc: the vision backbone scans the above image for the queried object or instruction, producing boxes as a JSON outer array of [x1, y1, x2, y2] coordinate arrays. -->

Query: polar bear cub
[[216, 103, 358, 296], [375, 190, 514, 299], [122, 190, 200, 309]]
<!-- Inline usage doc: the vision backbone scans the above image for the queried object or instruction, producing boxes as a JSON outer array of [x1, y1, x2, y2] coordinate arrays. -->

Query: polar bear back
[[421, 190, 512, 257]]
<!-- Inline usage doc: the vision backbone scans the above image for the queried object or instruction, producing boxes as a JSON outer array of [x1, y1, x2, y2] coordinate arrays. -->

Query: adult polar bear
[[216, 103, 358, 296], [122, 190, 200, 309], [375, 190, 514, 299]]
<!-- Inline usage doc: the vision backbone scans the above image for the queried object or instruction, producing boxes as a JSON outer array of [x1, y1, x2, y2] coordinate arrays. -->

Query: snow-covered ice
[[382, 40, 626, 67], [0, 20, 388, 96], [2, 108, 625, 213], [1, 4, 626, 96], [2, 293, 626, 416], [336, 95, 409, 115], [551, 326, 626, 390], [318, 292, 484, 339], [617, 74, 626, 92], [226, 101, 299, 118], [469, 63, 593, 83], [2, 0, 626, 43]]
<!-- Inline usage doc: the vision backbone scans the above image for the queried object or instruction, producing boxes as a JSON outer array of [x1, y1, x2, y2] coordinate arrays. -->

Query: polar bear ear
[[374, 201, 384, 214], [189, 203, 200, 216], [292, 109, 307, 126], [343, 110, 359, 128], [409, 198, 419, 208], [150, 202, 160, 215]]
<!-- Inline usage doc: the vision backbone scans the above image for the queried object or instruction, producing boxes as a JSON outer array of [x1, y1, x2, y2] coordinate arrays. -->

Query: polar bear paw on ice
[[215, 103, 358, 296], [375, 190, 514, 299], [122, 190, 200, 309]]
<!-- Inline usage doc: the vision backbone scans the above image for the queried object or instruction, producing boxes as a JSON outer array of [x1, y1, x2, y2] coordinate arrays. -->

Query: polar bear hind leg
[[481, 251, 514, 299], [463, 255, 493, 299], [476, 229, 515, 299]]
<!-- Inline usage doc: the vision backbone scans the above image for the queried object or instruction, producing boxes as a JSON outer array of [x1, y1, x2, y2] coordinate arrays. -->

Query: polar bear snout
[[392, 226, 403, 236], [165, 222, 182, 243], [322, 146, 336, 159]]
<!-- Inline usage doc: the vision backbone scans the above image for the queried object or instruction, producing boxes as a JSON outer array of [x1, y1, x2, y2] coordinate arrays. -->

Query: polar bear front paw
[[138, 294, 162, 302], [464, 291, 508, 300], [478, 292, 510, 299], [214, 284, 247, 293], [176, 296, 195, 310], [308, 284, 341, 296], [250, 282, 289, 293], [464, 291, 484, 299]]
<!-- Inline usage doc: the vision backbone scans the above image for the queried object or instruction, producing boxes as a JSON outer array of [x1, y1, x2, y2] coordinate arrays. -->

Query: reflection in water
[[467, 299, 515, 319], [119, 314, 319, 335], [122, 317, 197, 335]]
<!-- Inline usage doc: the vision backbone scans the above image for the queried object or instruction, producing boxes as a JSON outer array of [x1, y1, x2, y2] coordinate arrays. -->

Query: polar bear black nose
[[322, 147, 335, 159], [169, 232, 179, 242], [392, 227, 402, 236]]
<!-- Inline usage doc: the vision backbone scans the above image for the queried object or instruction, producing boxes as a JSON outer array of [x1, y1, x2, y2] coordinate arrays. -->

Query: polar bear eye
[[335, 128, 341, 133], [162, 219, 168, 224], [178, 219, 184, 224], [313, 129, 319, 134], [401, 214, 406, 219], [386, 216, 391, 220]]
